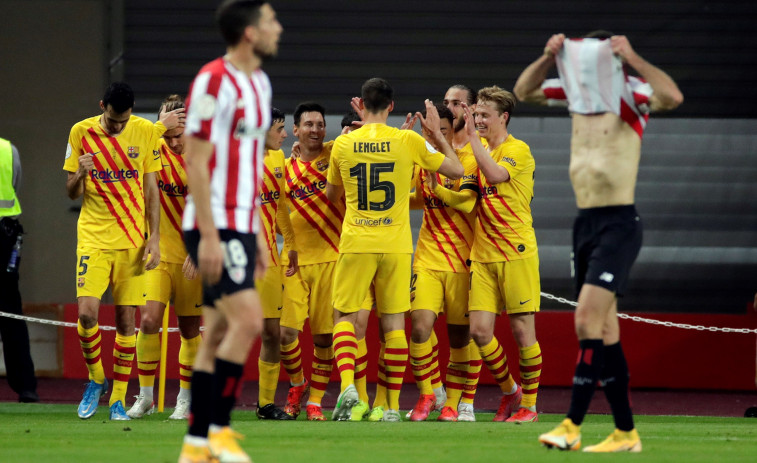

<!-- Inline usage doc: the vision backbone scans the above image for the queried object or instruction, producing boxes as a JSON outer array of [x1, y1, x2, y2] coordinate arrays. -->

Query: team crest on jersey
[[316, 160, 328, 172], [443, 177, 455, 189], [127, 146, 140, 158], [274, 167, 283, 178], [77, 277, 85, 288]]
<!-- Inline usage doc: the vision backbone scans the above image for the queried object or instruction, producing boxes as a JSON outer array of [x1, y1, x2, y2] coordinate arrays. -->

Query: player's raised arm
[[417, 100, 463, 179], [611, 35, 683, 112], [463, 103, 510, 184], [514, 33, 565, 104]]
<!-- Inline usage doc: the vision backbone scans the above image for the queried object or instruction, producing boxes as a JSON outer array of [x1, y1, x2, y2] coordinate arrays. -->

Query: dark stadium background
[[0, 0, 755, 314]]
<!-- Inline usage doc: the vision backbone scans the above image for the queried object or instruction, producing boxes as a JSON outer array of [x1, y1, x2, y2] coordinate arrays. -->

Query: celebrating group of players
[[62, 1, 683, 462]]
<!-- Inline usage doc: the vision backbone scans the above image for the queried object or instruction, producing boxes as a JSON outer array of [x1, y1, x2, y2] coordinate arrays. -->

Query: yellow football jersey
[[413, 149, 478, 273], [328, 123, 445, 254], [64, 115, 164, 249], [285, 141, 344, 265], [470, 134, 537, 263], [156, 140, 188, 264], [260, 149, 294, 266]]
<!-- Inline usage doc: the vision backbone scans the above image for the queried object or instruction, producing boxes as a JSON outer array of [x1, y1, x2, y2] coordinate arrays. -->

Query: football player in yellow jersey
[[443, 84, 478, 151], [125, 95, 202, 421], [326, 77, 463, 422], [279, 102, 344, 421], [64, 82, 183, 421], [255, 107, 297, 420], [405, 104, 481, 422], [463, 86, 542, 424]]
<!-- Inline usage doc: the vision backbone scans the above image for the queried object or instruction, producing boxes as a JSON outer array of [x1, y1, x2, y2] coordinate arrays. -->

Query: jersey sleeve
[[409, 131, 445, 172], [459, 152, 479, 194], [186, 71, 226, 142], [326, 139, 343, 186], [145, 127, 163, 174], [541, 78, 569, 107], [408, 165, 424, 210], [499, 142, 534, 180], [63, 125, 84, 172], [628, 76, 653, 112]]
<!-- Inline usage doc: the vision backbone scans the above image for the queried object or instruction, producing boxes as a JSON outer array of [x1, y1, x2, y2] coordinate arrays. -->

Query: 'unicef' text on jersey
[[90, 168, 139, 183]]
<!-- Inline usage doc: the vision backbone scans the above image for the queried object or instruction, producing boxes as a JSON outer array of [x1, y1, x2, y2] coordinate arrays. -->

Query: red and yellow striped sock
[[77, 321, 105, 384], [373, 342, 387, 409], [519, 342, 542, 409], [308, 346, 333, 406], [462, 339, 482, 405], [355, 338, 369, 403], [257, 359, 280, 407], [443, 345, 468, 409], [479, 337, 516, 394], [110, 333, 136, 406], [429, 330, 443, 391], [178, 335, 200, 391], [333, 321, 357, 392], [383, 330, 408, 411], [280, 338, 305, 386], [136, 331, 159, 389], [409, 339, 434, 395]]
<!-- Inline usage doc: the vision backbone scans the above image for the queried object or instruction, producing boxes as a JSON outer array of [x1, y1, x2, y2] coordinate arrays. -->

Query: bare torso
[[569, 112, 641, 208]]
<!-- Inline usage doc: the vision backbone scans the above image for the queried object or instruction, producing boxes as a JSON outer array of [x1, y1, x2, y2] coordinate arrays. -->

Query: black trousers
[[0, 217, 36, 396]]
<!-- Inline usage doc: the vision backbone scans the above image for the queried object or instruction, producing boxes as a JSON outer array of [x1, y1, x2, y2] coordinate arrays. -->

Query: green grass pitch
[[1, 403, 756, 462]]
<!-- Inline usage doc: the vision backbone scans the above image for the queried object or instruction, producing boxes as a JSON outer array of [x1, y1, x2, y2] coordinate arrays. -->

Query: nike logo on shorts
[[519, 299, 531, 305]]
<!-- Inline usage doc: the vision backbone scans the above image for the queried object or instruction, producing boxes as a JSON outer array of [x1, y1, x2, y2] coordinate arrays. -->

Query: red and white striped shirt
[[541, 38, 653, 138], [182, 57, 272, 233]]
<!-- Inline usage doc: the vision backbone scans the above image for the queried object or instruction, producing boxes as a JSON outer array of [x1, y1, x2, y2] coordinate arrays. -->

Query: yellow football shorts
[[410, 267, 470, 325], [281, 261, 336, 335], [333, 253, 411, 315], [75, 246, 146, 306], [255, 264, 283, 319], [145, 261, 203, 317], [468, 255, 541, 315]]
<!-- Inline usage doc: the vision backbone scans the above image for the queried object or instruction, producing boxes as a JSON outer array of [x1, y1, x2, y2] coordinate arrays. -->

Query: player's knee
[[410, 325, 430, 344], [469, 326, 493, 347], [78, 313, 98, 329], [261, 323, 280, 344], [279, 326, 298, 345], [139, 312, 161, 334]]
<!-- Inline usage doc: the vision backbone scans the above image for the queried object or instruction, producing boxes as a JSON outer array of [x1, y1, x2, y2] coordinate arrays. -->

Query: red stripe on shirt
[[289, 161, 343, 235], [82, 138, 140, 248], [301, 161, 344, 221], [162, 146, 188, 235], [425, 208, 463, 271], [86, 131, 145, 220], [287, 196, 340, 252], [87, 128, 143, 215]]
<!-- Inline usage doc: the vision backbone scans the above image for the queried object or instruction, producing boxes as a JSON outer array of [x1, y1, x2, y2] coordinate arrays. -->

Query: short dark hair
[[449, 84, 476, 106], [271, 106, 285, 124], [361, 78, 393, 113], [422, 104, 454, 127], [216, 0, 265, 46], [585, 30, 614, 39], [159, 94, 184, 115], [293, 101, 325, 126], [340, 110, 360, 129], [103, 82, 135, 113]]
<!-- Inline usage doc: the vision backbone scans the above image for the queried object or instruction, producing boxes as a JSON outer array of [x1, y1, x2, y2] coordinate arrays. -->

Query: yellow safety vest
[[0, 138, 22, 217]]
